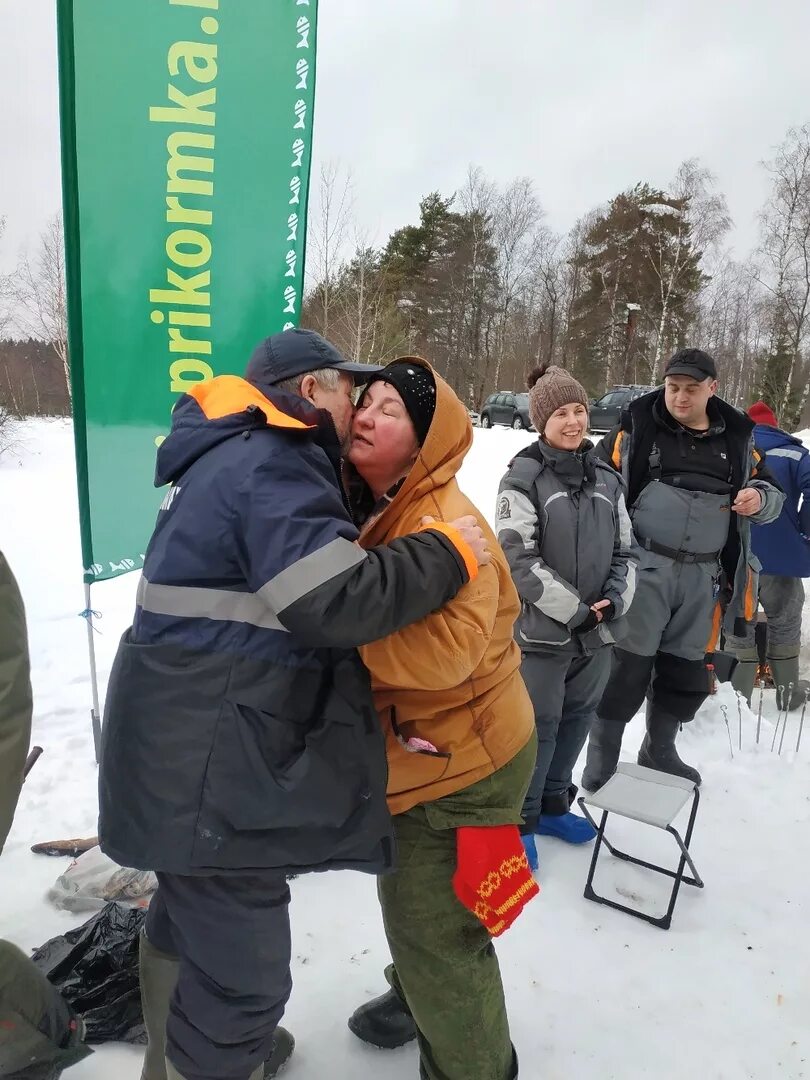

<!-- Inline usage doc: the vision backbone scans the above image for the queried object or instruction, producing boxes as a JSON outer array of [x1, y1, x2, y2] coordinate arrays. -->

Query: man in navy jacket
[[730, 400, 810, 706], [98, 329, 488, 1080]]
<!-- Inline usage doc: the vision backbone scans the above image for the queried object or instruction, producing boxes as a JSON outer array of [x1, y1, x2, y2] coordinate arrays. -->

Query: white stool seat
[[582, 763, 696, 830]]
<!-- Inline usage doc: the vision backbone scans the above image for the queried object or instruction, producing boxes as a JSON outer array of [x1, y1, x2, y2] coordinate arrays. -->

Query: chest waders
[[583, 442, 733, 791]]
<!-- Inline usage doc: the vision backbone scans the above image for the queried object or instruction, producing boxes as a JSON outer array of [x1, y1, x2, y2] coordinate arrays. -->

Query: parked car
[[467, 408, 481, 427], [588, 384, 656, 433], [480, 392, 534, 430]]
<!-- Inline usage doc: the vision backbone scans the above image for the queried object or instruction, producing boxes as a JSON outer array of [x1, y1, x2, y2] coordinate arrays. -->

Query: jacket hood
[[387, 356, 472, 501], [519, 437, 599, 489], [752, 422, 805, 450], [155, 375, 316, 486]]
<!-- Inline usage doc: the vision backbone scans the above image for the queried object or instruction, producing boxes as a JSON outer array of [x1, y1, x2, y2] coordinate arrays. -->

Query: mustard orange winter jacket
[[357, 359, 535, 815]]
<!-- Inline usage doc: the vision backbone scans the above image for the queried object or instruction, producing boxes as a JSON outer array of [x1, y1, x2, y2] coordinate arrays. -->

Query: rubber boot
[[348, 987, 417, 1049], [638, 708, 702, 786], [143, 928, 294, 1080], [581, 716, 627, 792], [767, 648, 810, 711], [263, 1028, 295, 1077], [731, 647, 759, 705], [164, 1030, 293, 1080], [139, 931, 180, 1080]]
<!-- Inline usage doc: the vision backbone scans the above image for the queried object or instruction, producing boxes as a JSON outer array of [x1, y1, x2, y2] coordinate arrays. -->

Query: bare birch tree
[[0, 217, 13, 340], [458, 166, 496, 397], [755, 124, 810, 421], [10, 213, 70, 402], [0, 217, 16, 448], [491, 177, 544, 389], [557, 214, 593, 371], [647, 161, 731, 376], [306, 161, 354, 337], [674, 159, 732, 270], [694, 256, 763, 406], [336, 231, 407, 365]]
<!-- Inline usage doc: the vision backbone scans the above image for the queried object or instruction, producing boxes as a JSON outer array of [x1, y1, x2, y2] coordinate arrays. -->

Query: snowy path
[[2, 420, 809, 1079]]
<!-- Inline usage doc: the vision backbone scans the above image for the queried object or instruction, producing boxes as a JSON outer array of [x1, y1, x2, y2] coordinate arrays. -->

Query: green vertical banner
[[57, 0, 318, 582]]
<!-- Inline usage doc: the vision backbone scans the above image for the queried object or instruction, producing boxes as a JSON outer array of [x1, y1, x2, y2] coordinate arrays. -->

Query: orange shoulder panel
[[189, 375, 316, 430]]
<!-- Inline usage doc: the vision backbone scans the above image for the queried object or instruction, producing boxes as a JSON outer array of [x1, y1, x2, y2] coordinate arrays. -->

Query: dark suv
[[589, 384, 656, 433], [480, 392, 534, 430]]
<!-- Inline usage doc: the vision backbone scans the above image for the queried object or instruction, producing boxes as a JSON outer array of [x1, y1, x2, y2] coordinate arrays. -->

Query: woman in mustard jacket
[[345, 358, 536, 1080]]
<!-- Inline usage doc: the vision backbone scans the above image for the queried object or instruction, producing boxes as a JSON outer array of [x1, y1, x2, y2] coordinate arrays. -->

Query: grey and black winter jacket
[[496, 440, 637, 653]]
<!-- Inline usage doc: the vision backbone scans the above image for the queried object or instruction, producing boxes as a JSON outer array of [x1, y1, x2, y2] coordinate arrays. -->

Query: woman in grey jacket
[[496, 363, 637, 872]]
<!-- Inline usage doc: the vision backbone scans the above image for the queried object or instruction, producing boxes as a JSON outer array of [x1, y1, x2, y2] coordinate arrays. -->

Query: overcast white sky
[[1, 0, 809, 270]]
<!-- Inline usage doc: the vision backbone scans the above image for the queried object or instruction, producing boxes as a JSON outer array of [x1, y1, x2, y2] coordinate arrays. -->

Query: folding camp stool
[[577, 763, 704, 930]]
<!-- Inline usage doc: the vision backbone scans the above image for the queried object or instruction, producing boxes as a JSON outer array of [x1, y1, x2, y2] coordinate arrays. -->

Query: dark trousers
[[145, 872, 292, 1080], [520, 648, 612, 822]]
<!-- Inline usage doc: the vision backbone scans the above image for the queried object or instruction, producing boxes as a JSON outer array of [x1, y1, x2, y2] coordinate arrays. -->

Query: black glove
[[575, 609, 600, 633]]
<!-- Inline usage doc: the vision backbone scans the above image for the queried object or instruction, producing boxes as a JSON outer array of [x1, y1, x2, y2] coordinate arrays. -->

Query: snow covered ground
[[2, 419, 809, 1080]]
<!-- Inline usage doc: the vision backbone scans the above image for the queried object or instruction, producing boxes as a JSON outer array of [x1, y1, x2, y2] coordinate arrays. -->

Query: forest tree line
[[2, 122, 809, 429]]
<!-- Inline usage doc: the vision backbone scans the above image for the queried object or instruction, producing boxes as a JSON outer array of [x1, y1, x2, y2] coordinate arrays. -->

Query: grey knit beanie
[[527, 363, 589, 433]]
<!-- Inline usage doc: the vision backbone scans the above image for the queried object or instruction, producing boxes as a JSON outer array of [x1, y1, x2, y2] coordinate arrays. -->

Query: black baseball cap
[[245, 328, 383, 390], [664, 348, 717, 382]]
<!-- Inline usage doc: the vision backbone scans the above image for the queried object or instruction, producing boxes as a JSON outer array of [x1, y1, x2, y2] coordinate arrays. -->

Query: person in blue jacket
[[730, 400, 810, 707], [97, 329, 489, 1080]]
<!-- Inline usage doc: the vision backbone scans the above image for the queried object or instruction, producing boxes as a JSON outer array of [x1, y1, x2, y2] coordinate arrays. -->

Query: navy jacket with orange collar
[[98, 371, 477, 877]]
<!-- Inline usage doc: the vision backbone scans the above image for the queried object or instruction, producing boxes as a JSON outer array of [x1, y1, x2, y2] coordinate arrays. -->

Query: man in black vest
[[583, 349, 784, 790]]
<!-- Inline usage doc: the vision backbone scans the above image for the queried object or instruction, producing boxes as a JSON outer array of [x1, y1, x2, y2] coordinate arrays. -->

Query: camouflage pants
[[0, 940, 90, 1079], [0, 551, 33, 853], [377, 738, 535, 1080]]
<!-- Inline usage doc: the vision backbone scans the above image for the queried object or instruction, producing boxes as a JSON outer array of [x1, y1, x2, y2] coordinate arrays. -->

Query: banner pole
[[83, 582, 102, 764], [58, 2, 99, 758]]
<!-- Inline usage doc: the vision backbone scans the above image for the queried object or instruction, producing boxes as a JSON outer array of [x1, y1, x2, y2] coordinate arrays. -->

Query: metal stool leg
[[583, 808, 609, 903], [578, 792, 703, 930]]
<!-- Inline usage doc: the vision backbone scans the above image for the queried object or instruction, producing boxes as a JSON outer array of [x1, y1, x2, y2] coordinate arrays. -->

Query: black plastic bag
[[31, 901, 147, 1044]]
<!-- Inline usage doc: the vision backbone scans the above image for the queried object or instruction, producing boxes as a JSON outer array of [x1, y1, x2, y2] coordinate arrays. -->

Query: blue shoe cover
[[536, 811, 597, 844]]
